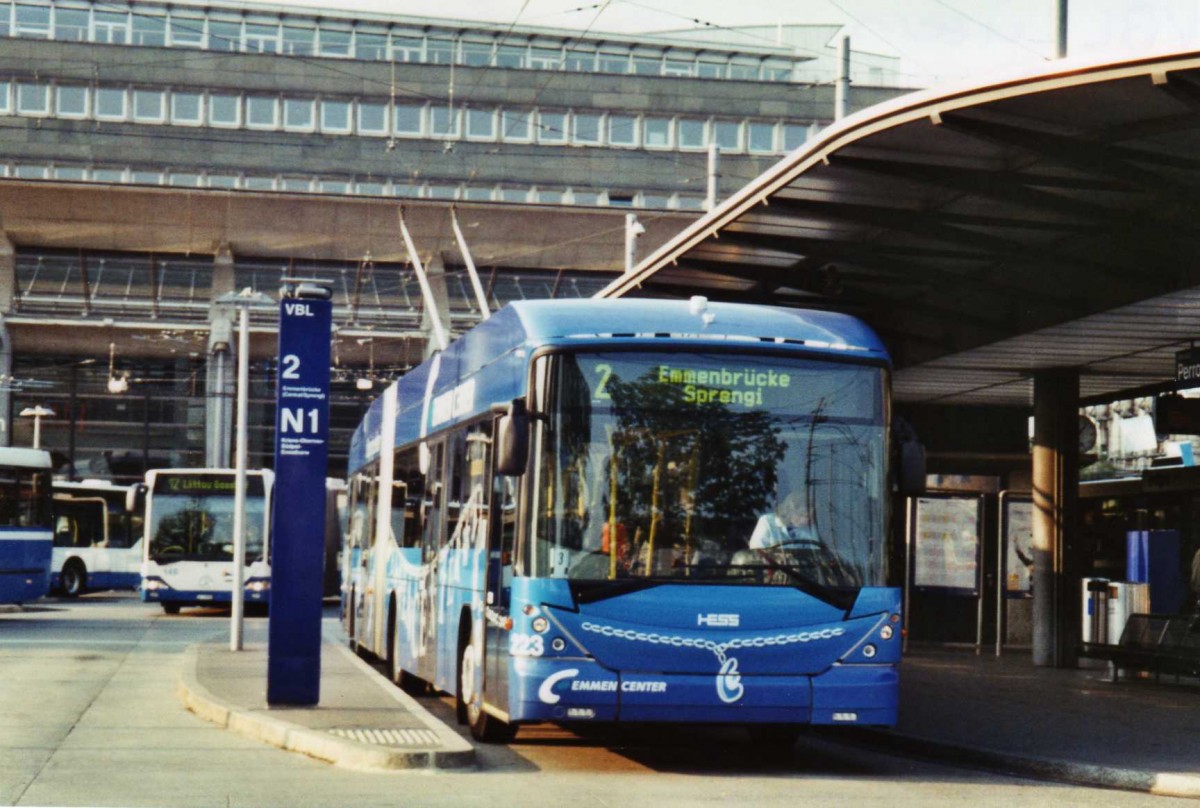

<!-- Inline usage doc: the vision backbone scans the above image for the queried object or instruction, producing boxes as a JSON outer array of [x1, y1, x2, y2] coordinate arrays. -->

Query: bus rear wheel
[[61, 561, 87, 598], [162, 603, 181, 615]]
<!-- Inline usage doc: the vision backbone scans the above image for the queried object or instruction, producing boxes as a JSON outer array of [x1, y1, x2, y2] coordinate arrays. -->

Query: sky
[[255, 0, 1200, 87]]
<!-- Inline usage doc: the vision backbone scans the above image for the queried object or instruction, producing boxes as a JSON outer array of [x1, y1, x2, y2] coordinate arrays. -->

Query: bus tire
[[61, 560, 87, 598], [458, 625, 516, 743], [162, 603, 181, 615]]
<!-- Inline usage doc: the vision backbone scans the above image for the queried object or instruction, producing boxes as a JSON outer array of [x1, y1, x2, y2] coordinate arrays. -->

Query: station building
[[0, 0, 913, 477]]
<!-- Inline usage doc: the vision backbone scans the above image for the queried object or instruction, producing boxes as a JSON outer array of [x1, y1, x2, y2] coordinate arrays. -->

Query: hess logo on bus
[[698, 613, 740, 627]]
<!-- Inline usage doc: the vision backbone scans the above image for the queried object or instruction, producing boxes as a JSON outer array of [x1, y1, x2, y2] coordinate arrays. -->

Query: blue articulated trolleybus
[[343, 298, 903, 743]]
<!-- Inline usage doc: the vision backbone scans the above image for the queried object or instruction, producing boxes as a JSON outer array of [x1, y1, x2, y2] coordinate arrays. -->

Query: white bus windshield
[[530, 351, 888, 596], [147, 475, 266, 563]]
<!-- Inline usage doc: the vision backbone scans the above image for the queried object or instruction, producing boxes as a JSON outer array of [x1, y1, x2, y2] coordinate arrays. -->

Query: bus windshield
[[530, 351, 888, 596], [147, 476, 266, 563]]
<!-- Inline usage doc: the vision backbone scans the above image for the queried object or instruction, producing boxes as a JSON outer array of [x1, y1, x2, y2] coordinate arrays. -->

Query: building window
[[529, 46, 561, 70], [171, 91, 202, 125], [607, 114, 636, 147], [632, 55, 660, 76], [392, 183, 422, 198], [246, 95, 278, 129], [92, 168, 125, 183], [394, 103, 424, 135], [392, 35, 423, 62], [16, 82, 50, 116], [571, 112, 601, 145], [428, 184, 458, 200], [538, 111, 566, 143], [356, 32, 386, 60], [537, 188, 564, 204], [281, 177, 312, 192], [643, 117, 672, 148], [466, 107, 495, 139], [355, 181, 386, 196], [318, 27, 351, 57], [243, 23, 281, 54], [0, 81, 8, 114], [462, 186, 493, 201], [133, 13, 166, 47], [56, 84, 88, 118], [319, 179, 350, 194], [320, 99, 352, 133], [678, 118, 706, 150], [54, 7, 89, 41], [571, 190, 601, 206], [697, 59, 725, 79], [15, 163, 48, 179], [782, 124, 808, 151], [54, 166, 86, 181], [663, 58, 694, 77], [244, 176, 275, 191], [357, 102, 387, 135], [132, 89, 166, 122], [747, 121, 776, 153], [496, 44, 525, 69], [430, 105, 459, 137], [728, 58, 760, 81], [93, 10, 130, 44], [500, 109, 531, 141], [597, 49, 629, 74], [283, 98, 315, 131], [208, 93, 240, 127], [564, 49, 595, 72], [13, 3, 50, 38], [168, 173, 200, 187], [713, 120, 741, 151], [462, 39, 493, 67], [282, 25, 314, 56], [426, 37, 455, 64], [131, 170, 163, 185], [641, 192, 670, 209], [168, 13, 204, 48], [207, 174, 239, 189], [762, 60, 793, 82], [208, 20, 241, 52], [95, 87, 129, 120], [499, 187, 527, 203]]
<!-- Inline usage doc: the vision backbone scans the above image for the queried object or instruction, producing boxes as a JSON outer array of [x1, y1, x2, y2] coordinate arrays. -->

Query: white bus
[[138, 468, 273, 614], [0, 447, 53, 605], [51, 480, 142, 597]]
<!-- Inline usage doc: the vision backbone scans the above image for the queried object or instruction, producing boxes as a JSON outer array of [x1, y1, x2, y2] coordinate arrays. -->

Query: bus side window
[[421, 442, 445, 562], [395, 447, 425, 549]]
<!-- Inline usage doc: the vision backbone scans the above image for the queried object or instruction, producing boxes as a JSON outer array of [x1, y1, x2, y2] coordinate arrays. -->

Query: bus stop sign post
[[267, 289, 332, 706]]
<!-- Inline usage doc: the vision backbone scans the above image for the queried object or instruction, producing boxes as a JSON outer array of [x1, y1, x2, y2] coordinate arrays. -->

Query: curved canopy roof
[[601, 50, 1200, 407]]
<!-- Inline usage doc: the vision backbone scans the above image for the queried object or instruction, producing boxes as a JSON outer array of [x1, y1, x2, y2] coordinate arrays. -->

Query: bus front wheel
[[162, 603, 181, 615], [458, 638, 516, 743]]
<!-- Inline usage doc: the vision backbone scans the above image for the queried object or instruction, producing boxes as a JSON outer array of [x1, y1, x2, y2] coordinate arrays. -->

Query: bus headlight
[[861, 644, 877, 659], [880, 625, 894, 641], [531, 617, 549, 634], [246, 581, 270, 593]]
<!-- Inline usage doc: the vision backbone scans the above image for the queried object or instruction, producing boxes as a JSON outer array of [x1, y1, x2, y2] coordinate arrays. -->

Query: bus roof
[[349, 299, 888, 475], [0, 447, 53, 469]]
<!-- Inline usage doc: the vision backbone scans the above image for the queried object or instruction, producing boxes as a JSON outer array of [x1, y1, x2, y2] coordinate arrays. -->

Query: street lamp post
[[214, 288, 274, 652], [19, 405, 54, 449]]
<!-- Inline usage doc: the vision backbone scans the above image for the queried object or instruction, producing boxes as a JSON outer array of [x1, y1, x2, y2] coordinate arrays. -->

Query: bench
[[1080, 613, 1200, 682]]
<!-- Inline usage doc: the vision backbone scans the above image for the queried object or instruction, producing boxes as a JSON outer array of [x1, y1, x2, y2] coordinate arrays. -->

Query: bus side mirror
[[126, 483, 146, 514], [495, 398, 530, 476], [897, 441, 926, 496]]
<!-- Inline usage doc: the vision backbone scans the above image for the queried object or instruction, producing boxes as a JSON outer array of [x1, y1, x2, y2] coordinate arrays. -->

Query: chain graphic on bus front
[[579, 621, 846, 703]]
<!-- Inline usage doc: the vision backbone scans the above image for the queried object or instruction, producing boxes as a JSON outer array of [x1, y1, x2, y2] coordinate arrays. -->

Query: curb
[[178, 643, 475, 771], [834, 728, 1200, 800]]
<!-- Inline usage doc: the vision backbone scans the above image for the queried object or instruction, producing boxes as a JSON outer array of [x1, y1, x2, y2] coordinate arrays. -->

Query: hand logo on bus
[[716, 655, 744, 704]]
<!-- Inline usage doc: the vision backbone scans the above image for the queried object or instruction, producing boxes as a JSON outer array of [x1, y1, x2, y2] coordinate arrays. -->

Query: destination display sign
[[153, 473, 264, 498], [580, 355, 802, 411]]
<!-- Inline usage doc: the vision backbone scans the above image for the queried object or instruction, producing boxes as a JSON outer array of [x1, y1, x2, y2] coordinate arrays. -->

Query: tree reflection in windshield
[[531, 352, 885, 594]]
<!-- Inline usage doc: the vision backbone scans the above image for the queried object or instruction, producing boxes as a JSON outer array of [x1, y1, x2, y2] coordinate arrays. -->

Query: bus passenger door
[[484, 458, 518, 712]]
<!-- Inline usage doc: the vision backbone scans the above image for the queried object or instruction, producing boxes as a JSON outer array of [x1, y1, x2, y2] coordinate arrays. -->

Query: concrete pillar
[[0, 233, 15, 447], [206, 245, 236, 468], [1031, 368, 1080, 667], [421, 255, 451, 359]]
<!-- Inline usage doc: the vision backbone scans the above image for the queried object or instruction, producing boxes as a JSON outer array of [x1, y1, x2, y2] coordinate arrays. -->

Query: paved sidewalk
[[855, 645, 1200, 799], [180, 625, 1200, 796], [178, 626, 474, 772]]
